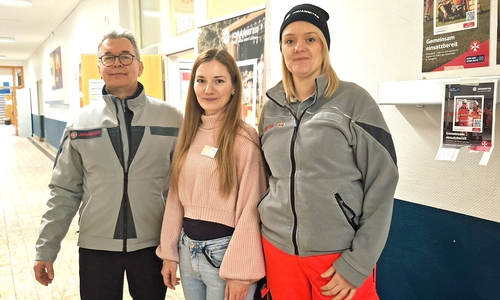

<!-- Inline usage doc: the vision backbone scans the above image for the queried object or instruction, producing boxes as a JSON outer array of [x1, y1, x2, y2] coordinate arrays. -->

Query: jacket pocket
[[334, 193, 359, 231]]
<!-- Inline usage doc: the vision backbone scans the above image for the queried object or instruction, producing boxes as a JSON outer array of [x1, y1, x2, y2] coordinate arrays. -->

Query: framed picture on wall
[[197, 6, 266, 129], [237, 59, 258, 128], [452, 95, 484, 133], [50, 46, 63, 90]]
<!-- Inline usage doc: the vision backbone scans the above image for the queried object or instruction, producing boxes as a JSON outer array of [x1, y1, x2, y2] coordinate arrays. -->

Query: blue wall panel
[[378, 199, 500, 300], [44, 117, 66, 149], [31, 114, 44, 138]]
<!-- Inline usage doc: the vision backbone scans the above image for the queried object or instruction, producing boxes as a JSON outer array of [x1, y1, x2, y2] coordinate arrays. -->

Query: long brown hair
[[170, 49, 245, 196], [281, 24, 339, 102]]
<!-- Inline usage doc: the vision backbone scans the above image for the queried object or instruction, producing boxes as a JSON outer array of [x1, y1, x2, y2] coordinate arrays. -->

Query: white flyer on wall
[[436, 80, 496, 165]]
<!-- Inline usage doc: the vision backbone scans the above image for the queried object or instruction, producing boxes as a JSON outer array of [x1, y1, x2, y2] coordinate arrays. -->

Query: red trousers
[[262, 237, 379, 300]]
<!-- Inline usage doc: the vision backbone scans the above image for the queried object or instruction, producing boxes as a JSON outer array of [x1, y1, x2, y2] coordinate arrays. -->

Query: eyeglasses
[[99, 54, 138, 66]]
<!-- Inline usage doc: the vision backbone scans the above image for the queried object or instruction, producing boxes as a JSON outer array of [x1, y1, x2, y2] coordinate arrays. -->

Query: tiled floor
[[0, 124, 185, 300]]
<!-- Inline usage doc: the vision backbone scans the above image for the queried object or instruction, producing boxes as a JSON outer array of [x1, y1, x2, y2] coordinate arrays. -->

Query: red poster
[[422, 0, 490, 72]]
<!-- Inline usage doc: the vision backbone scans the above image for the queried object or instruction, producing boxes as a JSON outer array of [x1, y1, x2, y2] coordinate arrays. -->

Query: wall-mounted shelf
[[378, 76, 500, 105], [44, 100, 68, 106]]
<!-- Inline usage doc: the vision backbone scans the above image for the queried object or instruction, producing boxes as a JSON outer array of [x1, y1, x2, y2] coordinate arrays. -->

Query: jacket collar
[[102, 81, 144, 99], [101, 82, 146, 110], [267, 73, 328, 106]]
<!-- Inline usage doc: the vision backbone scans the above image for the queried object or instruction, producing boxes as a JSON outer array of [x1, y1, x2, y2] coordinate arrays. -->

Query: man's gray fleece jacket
[[258, 75, 399, 287], [35, 83, 183, 261]]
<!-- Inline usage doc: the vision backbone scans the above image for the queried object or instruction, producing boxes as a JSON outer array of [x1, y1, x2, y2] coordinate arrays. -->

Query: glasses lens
[[102, 56, 116, 66], [119, 54, 133, 65], [101, 55, 134, 66]]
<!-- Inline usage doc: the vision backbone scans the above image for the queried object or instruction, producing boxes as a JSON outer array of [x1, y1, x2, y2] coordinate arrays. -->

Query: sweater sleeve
[[218, 128, 268, 284], [156, 188, 184, 262]]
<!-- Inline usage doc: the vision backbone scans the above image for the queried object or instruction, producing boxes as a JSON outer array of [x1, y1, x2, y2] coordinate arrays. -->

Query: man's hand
[[161, 260, 180, 289], [320, 265, 357, 300], [33, 261, 54, 286], [224, 279, 249, 300]]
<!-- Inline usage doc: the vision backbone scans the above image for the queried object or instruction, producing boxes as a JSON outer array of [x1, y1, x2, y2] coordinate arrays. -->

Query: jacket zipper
[[114, 100, 128, 252], [334, 193, 360, 231], [268, 93, 315, 255], [289, 122, 299, 255], [122, 171, 129, 252]]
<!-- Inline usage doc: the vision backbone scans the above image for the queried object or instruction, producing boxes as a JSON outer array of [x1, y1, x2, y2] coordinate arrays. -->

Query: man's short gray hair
[[97, 29, 141, 60]]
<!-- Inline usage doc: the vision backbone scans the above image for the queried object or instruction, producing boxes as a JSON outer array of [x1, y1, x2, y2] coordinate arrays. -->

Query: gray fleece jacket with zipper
[[258, 74, 398, 287], [35, 83, 183, 262]]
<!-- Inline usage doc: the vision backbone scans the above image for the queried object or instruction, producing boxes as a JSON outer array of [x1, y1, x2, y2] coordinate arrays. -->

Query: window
[[170, 0, 194, 38], [140, 0, 161, 48]]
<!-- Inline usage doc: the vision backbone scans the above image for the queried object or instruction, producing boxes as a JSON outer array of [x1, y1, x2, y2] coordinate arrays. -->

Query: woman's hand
[[320, 265, 357, 300], [161, 260, 180, 289], [224, 279, 250, 300]]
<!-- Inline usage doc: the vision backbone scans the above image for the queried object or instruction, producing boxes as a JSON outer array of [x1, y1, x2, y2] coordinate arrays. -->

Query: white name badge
[[201, 145, 218, 158]]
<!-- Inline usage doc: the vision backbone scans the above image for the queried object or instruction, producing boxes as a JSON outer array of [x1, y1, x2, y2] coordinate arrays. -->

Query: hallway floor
[[0, 124, 185, 300]]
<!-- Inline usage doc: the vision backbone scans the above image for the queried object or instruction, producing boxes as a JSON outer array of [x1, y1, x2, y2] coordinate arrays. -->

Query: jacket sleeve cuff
[[35, 250, 57, 262], [333, 256, 369, 288]]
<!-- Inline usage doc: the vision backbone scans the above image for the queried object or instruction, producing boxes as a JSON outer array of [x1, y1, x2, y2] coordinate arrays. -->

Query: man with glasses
[[33, 29, 183, 300]]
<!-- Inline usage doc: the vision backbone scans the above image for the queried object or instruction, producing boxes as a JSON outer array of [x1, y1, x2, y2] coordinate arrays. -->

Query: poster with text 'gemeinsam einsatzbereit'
[[422, 0, 490, 72]]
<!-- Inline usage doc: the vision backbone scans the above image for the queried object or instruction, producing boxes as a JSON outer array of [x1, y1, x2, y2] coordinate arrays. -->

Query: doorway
[[165, 49, 194, 114], [0, 66, 24, 136]]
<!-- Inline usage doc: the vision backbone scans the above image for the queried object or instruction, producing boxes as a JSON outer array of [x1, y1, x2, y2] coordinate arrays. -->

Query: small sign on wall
[[177, 16, 193, 34], [89, 79, 105, 103]]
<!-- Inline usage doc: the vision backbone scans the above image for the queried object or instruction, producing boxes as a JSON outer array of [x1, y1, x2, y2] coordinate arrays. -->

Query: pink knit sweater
[[156, 114, 267, 283]]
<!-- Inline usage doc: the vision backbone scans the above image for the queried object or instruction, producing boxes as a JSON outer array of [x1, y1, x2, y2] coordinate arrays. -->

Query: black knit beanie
[[279, 3, 330, 50]]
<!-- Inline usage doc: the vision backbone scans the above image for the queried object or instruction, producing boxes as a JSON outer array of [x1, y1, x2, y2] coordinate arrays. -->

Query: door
[[16, 87, 32, 137]]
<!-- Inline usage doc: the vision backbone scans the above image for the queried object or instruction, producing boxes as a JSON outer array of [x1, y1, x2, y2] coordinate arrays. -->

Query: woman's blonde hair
[[170, 49, 246, 196], [281, 24, 339, 102]]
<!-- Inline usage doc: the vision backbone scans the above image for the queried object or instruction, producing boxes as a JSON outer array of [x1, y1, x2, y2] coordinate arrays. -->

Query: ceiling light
[[0, 55, 7, 60], [0, 0, 32, 6], [143, 9, 161, 18], [0, 37, 15, 43]]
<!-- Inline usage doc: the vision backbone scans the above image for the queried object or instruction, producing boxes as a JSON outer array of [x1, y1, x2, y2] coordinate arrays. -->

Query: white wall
[[267, 0, 500, 97], [0, 60, 24, 67], [266, 0, 500, 223], [25, 0, 121, 122]]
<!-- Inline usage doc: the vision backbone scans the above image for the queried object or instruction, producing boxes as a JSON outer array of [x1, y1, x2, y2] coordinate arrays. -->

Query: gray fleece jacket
[[258, 74, 398, 287], [35, 83, 183, 262]]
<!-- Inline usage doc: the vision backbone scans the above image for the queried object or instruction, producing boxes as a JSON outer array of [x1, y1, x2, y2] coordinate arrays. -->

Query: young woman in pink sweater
[[156, 49, 267, 300]]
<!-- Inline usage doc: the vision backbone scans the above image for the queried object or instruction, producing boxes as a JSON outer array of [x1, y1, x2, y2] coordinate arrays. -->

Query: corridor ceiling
[[0, 0, 83, 62]]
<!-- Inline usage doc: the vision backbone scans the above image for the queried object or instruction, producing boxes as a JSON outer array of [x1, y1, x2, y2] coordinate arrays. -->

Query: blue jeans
[[178, 231, 257, 300]]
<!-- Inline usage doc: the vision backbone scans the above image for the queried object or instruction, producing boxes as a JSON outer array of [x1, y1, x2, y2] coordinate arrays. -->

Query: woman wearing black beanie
[[257, 3, 398, 300]]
